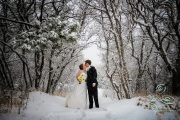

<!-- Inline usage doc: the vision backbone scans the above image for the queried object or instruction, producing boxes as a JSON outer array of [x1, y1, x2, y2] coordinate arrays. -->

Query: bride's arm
[[76, 70, 82, 80]]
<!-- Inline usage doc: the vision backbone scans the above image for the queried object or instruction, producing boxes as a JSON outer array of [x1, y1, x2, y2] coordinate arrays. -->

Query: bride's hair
[[79, 64, 83, 70], [85, 60, 91, 65]]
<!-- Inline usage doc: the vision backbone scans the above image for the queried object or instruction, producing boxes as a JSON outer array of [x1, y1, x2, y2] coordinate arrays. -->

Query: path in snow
[[0, 89, 176, 120]]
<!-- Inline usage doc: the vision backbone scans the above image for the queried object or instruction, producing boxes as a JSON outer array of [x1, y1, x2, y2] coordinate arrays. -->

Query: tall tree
[[127, 0, 180, 95]]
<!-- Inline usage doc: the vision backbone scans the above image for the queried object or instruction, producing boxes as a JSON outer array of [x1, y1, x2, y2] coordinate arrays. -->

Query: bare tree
[[81, 0, 131, 99], [127, 0, 180, 95]]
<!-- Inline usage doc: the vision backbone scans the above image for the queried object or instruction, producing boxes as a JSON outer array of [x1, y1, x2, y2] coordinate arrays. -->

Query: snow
[[0, 89, 177, 120], [13, 17, 79, 51], [49, 31, 59, 39]]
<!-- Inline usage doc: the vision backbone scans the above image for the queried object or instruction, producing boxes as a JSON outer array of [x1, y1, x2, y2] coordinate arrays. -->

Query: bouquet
[[78, 74, 85, 84]]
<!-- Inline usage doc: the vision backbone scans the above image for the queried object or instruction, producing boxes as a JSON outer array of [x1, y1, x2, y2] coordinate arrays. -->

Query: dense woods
[[0, 0, 179, 113]]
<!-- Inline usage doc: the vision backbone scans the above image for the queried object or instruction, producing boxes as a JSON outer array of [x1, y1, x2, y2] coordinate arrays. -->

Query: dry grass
[[134, 90, 148, 97], [53, 90, 68, 97], [0, 90, 28, 114]]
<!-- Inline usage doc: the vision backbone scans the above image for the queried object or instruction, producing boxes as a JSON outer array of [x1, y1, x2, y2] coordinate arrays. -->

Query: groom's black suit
[[86, 66, 99, 109]]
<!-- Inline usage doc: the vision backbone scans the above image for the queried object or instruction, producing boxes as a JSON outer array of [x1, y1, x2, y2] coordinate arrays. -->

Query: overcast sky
[[82, 44, 102, 66]]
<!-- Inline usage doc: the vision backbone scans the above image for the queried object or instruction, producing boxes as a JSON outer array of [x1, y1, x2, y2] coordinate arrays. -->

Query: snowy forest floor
[[0, 89, 179, 120]]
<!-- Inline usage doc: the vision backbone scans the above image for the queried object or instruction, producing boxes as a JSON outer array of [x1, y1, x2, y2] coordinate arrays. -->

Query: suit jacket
[[86, 66, 98, 89]]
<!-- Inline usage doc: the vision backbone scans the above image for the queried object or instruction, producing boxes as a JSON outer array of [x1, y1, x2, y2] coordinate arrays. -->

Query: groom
[[85, 60, 99, 109]]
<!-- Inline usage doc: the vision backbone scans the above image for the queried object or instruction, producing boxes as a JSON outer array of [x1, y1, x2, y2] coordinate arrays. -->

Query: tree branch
[[82, 0, 106, 12], [0, 16, 37, 28]]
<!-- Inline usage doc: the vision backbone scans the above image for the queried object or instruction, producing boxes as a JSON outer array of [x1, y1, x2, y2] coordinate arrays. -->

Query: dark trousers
[[88, 88, 99, 108]]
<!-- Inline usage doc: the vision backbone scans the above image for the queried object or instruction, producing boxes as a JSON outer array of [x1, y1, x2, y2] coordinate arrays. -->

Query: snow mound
[[0, 91, 178, 120]]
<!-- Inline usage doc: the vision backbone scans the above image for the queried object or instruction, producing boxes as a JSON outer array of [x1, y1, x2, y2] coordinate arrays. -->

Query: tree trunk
[[34, 50, 44, 90], [171, 58, 180, 95], [46, 50, 54, 93], [0, 48, 14, 89], [22, 49, 28, 89], [172, 0, 180, 95]]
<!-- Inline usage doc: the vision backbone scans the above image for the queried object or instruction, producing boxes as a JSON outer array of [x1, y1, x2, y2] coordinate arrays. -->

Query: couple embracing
[[65, 60, 99, 109]]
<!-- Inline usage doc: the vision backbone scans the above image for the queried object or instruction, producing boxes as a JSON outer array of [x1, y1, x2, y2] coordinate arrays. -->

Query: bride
[[65, 63, 87, 109]]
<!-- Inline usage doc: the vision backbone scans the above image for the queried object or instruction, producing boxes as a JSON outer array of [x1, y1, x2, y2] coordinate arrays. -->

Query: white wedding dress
[[65, 72, 87, 109]]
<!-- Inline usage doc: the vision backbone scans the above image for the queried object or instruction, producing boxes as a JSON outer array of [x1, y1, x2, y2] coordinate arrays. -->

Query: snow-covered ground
[[0, 89, 178, 120]]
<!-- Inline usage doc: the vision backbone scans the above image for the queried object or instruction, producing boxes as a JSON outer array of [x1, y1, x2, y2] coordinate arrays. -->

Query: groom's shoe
[[89, 106, 93, 109], [89, 105, 93, 109]]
